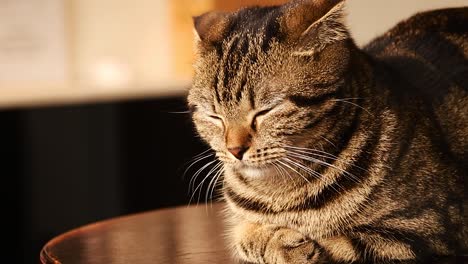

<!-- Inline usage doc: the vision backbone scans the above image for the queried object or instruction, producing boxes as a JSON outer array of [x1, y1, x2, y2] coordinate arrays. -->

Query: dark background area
[[2, 95, 209, 263]]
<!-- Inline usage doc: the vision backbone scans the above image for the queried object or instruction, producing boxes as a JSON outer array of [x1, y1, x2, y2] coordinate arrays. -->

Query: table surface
[[40, 203, 237, 264], [40, 202, 466, 264]]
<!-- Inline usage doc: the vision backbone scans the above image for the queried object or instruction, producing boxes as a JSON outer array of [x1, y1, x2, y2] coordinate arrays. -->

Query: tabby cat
[[188, 0, 467, 263]]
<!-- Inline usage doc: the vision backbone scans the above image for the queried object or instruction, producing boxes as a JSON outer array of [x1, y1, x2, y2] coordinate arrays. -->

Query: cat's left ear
[[193, 11, 232, 50], [280, 0, 350, 57]]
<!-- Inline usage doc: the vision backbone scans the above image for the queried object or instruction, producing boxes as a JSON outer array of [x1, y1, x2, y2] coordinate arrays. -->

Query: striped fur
[[188, 0, 467, 263]]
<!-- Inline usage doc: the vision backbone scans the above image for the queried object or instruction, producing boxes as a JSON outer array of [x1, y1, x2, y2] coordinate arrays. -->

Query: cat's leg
[[231, 223, 421, 263], [231, 222, 323, 264]]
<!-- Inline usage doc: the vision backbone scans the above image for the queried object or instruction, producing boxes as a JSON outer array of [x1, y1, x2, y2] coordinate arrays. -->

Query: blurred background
[[1, 0, 465, 263]]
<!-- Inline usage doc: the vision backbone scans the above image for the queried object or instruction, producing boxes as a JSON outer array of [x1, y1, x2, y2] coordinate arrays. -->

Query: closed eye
[[206, 113, 225, 127], [208, 114, 222, 121], [255, 108, 272, 118], [251, 108, 273, 131]]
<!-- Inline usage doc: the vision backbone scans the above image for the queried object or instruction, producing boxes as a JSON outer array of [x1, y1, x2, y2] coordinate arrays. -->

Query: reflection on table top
[[40, 203, 236, 264], [39, 202, 466, 264]]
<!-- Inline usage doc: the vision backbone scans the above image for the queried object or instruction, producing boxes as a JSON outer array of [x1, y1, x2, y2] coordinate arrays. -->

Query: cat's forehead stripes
[[212, 6, 284, 108], [215, 34, 260, 108], [227, 6, 283, 44]]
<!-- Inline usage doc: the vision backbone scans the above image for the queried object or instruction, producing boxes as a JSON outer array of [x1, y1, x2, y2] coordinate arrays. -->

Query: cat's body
[[188, 1, 467, 263]]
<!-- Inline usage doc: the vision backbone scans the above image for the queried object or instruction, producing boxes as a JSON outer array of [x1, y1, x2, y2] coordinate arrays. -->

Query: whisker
[[209, 166, 225, 207], [287, 152, 361, 184], [318, 135, 338, 149], [287, 148, 345, 164], [286, 155, 345, 193], [189, 159, 218, 194], [331, 99, 372, 115], [167, 110, 191, 114], [183, 152, 215, 181], [284, 145, 339, 158], [206, 164, 224, 206], [335, 97, 365, 101], [278, 159, 312, 184], [284, 146, 369, 173], [193, 148, 214, 159], [283, 157, 321, 180], [195, 161, 223, 205], [272, 161, 297, 187], [189, 160, 222, 206]]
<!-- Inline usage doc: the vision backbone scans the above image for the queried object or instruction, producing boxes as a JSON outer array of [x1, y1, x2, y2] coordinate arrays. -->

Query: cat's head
[[188, 0, 356, 178]]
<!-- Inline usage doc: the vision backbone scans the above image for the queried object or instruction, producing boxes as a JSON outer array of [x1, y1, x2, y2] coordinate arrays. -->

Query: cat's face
[[188, 0, 351, 178]]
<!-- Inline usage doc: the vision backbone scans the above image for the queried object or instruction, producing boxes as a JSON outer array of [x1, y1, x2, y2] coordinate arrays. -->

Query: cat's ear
[[193, 11, 232, 49], [279, 0, 349, 56]]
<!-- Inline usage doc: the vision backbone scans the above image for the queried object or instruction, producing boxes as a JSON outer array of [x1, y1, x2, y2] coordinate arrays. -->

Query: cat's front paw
[[265, 228, 321, 264]]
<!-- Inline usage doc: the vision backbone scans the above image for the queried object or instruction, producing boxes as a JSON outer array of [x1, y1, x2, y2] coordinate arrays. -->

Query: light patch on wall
[[89, 59, 133, 89], [74, 0, 172, 89]]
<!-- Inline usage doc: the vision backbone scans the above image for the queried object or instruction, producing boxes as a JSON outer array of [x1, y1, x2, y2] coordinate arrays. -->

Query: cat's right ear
[[279, 0, 349, 57], [193, 11, 232, 50]]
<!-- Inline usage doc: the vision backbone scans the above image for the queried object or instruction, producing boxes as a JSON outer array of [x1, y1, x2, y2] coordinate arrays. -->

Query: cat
[[187, 0, 467, 263]]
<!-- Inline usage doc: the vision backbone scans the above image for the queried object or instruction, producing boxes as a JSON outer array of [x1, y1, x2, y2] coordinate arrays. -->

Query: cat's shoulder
[[385, 7, 467, 36], [364, 7, 467, 54]]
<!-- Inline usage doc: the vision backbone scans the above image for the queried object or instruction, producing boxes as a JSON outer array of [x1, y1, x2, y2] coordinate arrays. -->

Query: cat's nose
[[228, 146, 249, 160]]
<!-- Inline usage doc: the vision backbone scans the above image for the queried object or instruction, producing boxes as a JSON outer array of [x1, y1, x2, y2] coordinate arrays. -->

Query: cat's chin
[[237, 164, 278, 179]]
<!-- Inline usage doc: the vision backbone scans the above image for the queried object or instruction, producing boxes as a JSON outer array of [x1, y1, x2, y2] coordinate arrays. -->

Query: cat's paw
[[266, 229, 321, 264]]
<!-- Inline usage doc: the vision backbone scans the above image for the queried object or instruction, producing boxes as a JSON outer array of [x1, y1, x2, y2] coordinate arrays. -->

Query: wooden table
[[40, 202, 466, 264], [40, 203, 236, 264]]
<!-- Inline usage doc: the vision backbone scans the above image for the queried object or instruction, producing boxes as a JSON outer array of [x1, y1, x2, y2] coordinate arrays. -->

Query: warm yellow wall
[[170, 0, 215, 78], [73, 0, 173, 88], [0, 0, 466, 109], [74, 0, 218, 84]]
